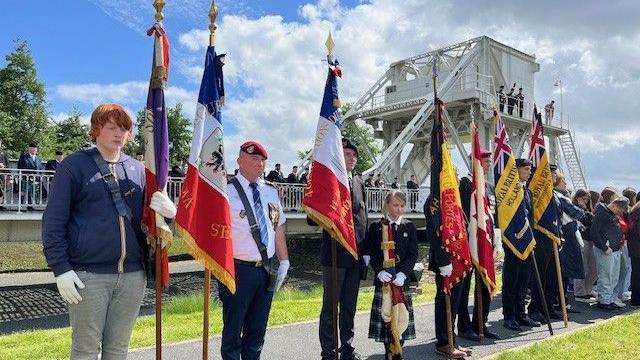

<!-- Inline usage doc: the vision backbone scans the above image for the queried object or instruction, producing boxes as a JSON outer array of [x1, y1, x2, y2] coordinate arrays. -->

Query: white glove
[[377, 270, 393, 283], [363, 255, 371, 267], [439, 264, 453, 277], [55, 270, 85, 304], [274, 260, 290, 292], [149, 191, 177, 219], [392, 272, 406, 287]]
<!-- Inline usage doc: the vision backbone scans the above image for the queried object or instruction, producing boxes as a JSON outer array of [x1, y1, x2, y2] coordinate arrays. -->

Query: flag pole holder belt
[[234, 259, 264, 267]]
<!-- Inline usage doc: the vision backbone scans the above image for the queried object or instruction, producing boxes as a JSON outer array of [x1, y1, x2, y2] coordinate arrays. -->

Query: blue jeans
[[614, 244, 630, 298], [68, 271, 146, 360], [218, 263, 274, 360], [594, 248, 621, 304]]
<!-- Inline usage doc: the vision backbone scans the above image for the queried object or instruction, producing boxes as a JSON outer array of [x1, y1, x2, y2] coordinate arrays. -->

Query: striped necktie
[[249, 182, 269, 246]]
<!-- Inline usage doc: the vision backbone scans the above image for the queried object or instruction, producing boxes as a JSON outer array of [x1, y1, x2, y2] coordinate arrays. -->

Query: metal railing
[[0, 170, 429, 215], [0, 169, 55, 212]]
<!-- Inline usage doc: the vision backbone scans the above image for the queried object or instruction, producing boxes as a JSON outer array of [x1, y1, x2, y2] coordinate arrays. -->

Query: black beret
[[549, 164, 558, 172], [55, 150, 63, 156], [28, 143, 38, 148], [516, 158, 532, 168], [342, 138, 358, 156]]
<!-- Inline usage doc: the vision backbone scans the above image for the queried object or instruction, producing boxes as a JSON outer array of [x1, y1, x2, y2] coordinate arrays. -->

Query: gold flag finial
[[209, 0, 219, 46], [325, 32, 335, 56], [153, 0, 165, 22]]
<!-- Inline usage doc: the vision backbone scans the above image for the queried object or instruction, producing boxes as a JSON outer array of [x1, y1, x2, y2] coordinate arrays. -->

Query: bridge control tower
[[344, 36, 587, 190]]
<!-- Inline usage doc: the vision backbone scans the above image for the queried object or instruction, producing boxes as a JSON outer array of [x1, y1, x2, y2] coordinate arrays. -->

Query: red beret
[[240, 140, 268, 159]]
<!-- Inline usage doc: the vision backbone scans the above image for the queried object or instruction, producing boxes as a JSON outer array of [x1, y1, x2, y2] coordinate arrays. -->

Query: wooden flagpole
[[552, 242, 569, 327], [531, 250, 554, 335], [152, 2, 166, 359], [202, 2, 219, 359], [325, 32, 340, 360], [445, 294, 454, 350]]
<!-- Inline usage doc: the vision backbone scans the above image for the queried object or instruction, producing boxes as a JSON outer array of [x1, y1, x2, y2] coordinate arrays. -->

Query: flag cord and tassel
[[553, 242, 569, 327], [202, 2, 219, 359], [531, 250, 554, 335]]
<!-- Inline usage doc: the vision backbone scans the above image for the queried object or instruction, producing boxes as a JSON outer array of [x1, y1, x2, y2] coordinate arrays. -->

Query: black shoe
[[517, 316, 541, 327], [458, 328, 481, 341], [529, 312, 548, 324], [503, 319, 522, 331], [567, 306, 581, 314], [597, 302, 618, 311], [340, 352, 362, 360], [483, 329, 501, 340]]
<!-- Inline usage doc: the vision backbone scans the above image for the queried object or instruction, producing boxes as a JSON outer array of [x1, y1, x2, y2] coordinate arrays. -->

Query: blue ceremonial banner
[[528, 107, 561, 245], [492, 111, 535, 260]]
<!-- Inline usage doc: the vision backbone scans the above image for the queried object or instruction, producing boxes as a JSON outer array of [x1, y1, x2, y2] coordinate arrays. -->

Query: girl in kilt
[[368, 190, 419, 360]]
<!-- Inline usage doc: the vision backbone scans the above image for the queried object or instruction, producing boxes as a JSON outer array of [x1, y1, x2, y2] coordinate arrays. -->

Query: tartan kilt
[[368, 284, 416, 343]]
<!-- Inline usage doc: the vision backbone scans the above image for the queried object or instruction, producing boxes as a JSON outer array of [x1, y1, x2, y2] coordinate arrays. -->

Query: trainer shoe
[[613, 299, 627, 308]]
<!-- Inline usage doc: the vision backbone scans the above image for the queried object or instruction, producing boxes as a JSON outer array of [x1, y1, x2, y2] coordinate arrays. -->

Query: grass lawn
[[0, 282, 438, 360], [0, 239, 190, 272], [493, 310, 640, 360]]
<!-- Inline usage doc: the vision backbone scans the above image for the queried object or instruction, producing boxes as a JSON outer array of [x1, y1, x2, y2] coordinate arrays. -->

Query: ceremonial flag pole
[[142, 2, 172, 358], [175, 1, 236, 359], [302, 32, 357, 360], [430, 59, 472, 351]]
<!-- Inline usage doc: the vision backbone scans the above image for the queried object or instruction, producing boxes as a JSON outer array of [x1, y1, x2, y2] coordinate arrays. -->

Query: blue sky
[[1, 1, 639, 190]]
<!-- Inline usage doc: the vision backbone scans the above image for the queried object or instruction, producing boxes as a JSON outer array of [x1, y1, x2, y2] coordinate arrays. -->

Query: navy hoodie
[[42, 150, 146, 276]]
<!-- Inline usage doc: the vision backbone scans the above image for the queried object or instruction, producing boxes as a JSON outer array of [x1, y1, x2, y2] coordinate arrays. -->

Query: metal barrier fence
[[0, 169, 429, 214]]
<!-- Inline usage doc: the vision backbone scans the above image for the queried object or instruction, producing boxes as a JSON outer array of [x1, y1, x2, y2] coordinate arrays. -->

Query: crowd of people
[[0, 102, 633, 360]]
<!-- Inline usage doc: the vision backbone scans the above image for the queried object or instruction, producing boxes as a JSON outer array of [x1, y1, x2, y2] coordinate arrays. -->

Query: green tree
[[340, 103, 379, 174], [53, 109, 91, 154], [0, 40, 50, 158], [125, 104, 192, 165], [296, 104, 380, 174]]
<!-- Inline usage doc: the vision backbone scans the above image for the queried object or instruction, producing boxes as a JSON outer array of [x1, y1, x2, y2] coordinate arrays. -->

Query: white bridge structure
[[343, 36, 586, 190]]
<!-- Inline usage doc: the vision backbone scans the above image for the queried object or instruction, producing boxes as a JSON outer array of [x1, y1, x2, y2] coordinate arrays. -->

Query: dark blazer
[[425, 194, 451, 272], [265, 170, 284, 183], [369, 218, 418, 286], [170, 165, 186, 177], [627, 207, 640, 258], [17, 153, 43, 172], [45, 160, 60, 171], [287, 173, 298, 183], [312, 175, 369, 268]]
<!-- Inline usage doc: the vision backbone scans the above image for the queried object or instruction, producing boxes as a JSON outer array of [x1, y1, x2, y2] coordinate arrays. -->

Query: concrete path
[[129, 296, 636, 360]]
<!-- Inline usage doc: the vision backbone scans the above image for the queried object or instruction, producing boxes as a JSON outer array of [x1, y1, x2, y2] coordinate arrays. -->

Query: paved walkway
[[128, 296, 636, 360]]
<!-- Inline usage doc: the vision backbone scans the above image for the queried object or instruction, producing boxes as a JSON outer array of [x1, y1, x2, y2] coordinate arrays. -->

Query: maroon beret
[[240, 140, 268, 159]]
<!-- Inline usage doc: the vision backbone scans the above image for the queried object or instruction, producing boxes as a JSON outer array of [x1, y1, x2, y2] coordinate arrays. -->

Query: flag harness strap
[[229, 177, 276, 288], [83, 148, 132, 220]]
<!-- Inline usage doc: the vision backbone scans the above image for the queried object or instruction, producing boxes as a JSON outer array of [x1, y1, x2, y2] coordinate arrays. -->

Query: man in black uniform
[[516, 88, 525, 118], [315, 138, 369, 360], [287, 166, 299, 183], [456, 149, 501, 341], [506, 84, 516, 115], [497, 85, 506, 113], [406, 174, 419, 212], [502, 158, 540, 331], [45, 151, 64, 171], [265, 163, 285, 183], [426, 192, 470, 359]]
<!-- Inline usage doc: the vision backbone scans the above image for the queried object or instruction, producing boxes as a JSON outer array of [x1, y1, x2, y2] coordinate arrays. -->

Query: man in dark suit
[[299, 167, 310, 184], [287, 166, 299, 183], [45, 151, 64, 171], [170, 159, 186, 177], [406, 174, 419, 211], [265, 163, 285, 183], [456, 149, 501, 341], [497, 85, 506, 113], [17, 143, 44, 209], [315, 138, 369, 360]]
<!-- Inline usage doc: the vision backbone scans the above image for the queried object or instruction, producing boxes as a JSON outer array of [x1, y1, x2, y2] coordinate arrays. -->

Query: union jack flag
[[529, 109, 545, 168], [493, 111, 513, 180]]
